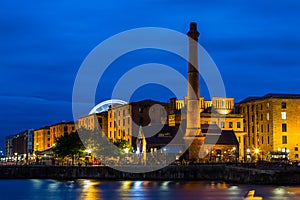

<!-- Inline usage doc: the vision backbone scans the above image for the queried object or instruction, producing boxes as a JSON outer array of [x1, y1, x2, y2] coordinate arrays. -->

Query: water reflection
[[1, 180, 300, 200], [78, 180, 102, 200]]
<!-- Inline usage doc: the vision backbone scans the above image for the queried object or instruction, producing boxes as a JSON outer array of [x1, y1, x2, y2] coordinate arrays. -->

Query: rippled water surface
[[0, 179, 300, 200]]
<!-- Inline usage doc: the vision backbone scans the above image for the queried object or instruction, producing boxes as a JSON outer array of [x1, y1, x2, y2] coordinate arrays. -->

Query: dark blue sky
[[1, 0, 300, 150]]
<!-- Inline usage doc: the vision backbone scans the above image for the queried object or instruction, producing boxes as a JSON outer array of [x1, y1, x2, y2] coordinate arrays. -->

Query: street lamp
[[14, 152, 18, 165], [254, 148, 260, 161], [246, 148, 251, 162]]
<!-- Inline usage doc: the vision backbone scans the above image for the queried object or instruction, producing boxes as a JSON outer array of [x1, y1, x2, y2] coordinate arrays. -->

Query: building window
[[281, 112, 286, 120], [282, 123, 287, 132], [295, 147, 298, 151], [267, 124, 270, 132], [220, 122, 224, 128], [261, 125, 263, 133], [221, 99, 225, 108], [295, 154, 299, 158], [261, 114, 263, 121], [267, 136, 270, 144], [266, 102, 269, 108], [228, 122, 233, 128], [281, 102, 286, 109], [109, 122, 112, 128], [251, 115, 254, 122], [123, 110, 125, 116], [282, 136, 287, 144], [266, 113, 269, 121], [237, 122, 241, 128], [261, 136, 264, 144]]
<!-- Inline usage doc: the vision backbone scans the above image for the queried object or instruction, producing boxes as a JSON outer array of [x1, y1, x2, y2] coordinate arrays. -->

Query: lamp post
[[14, 152, 18, 165], [246, 148, 251, 162]]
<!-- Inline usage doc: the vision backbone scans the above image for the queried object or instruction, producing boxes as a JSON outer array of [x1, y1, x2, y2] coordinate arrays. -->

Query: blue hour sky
[[1, 0, 300, 150]]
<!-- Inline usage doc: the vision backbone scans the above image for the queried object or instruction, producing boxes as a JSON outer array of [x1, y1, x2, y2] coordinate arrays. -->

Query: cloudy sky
[[1, 0, 300, 149]]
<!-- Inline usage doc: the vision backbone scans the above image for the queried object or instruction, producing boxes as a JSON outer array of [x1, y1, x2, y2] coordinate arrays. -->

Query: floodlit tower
[[185, 22, 204, 161]]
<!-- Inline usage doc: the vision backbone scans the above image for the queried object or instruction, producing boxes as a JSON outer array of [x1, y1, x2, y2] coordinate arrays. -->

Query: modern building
[[235, 94, 300, 162]]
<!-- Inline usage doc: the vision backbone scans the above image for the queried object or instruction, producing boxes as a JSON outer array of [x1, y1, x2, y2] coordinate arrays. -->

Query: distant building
[[49, 121, 76, 147], [77, 113, 108, 136], [107, 99, 169, 147], [168, 97, 245, 161], [5, 135, 14, 158], [33, 126, 50, 152], [34, 121, 76, 153], [235, 94, 300, 162]]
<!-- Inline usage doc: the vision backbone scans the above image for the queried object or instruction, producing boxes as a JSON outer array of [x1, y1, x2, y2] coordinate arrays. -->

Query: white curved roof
[[89, 99, 128, 114]]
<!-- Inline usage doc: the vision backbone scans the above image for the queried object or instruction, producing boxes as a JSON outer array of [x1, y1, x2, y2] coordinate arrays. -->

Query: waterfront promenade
[[1, 163, 300, 184]]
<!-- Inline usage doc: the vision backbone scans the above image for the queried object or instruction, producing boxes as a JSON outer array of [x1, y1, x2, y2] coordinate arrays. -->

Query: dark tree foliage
[[53, 132, 85, 164]]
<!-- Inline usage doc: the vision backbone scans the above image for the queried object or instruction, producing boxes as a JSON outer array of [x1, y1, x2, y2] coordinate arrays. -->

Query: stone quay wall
[[1, 165, 300, 184]]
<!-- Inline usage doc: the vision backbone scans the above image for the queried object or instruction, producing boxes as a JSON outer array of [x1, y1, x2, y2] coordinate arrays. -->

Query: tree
[[53, 132, 85, 165]]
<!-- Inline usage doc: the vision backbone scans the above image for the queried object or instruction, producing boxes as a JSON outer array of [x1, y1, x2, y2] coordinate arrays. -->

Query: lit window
[[220, 122, 224, 128], [266, 102, 269, 108], [281, 112, 286, 120], [267, 113, 270, 121]]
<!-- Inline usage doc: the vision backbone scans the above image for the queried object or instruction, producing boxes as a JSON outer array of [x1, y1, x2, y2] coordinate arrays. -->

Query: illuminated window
[[281, 112, 286, 120], [266, 102, 269, 108], [220, 122, 224, 128], [282, 136, 287, 144], [281, 102, 286, 109], [282, 123, 287, 132], [267, 113, 269, 121], [221, 99, 225, 108]]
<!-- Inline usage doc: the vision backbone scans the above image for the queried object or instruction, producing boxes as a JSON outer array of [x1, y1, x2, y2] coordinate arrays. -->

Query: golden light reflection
[[121, 181, 133, 190], [79, 180, 102, 200]]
